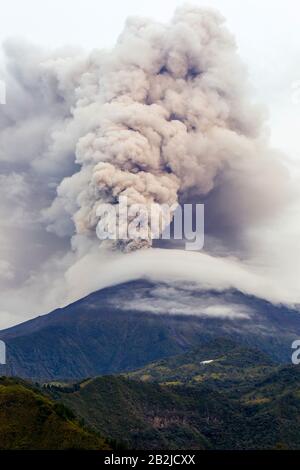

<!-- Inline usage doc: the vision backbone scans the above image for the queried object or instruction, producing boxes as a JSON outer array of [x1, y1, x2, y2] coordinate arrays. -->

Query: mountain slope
[[0, 377, 110, 450], [126, 338, 275, 396], [2, 340, 300, 450], [0, 280, 299, 380], [47, 344, 300, 450], [47, 375, 241, 450]]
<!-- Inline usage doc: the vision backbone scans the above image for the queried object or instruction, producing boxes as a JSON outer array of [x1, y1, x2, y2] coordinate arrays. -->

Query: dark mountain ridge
[[0, 280, 299, 380], [2, 339, 300, 450]]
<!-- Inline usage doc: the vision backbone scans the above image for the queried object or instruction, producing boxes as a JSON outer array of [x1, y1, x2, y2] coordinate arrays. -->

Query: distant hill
[[0, 377, 110, 450], [126, 338, 275, 396], [0, 280, 299, 380], [47, 375, 233, 450], [46, 342, 300, 450], [2, 339, 300, 450]]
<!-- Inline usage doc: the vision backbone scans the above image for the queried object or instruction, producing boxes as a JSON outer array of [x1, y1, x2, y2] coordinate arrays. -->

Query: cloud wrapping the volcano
[[0, 6, 296, 326]]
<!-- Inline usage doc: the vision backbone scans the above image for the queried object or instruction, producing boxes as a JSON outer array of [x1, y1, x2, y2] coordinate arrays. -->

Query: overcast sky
[[0, 0, 299, 160], [0, 1, 299, 328]]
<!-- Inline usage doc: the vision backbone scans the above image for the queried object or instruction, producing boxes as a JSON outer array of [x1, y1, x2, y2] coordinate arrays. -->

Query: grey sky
[[0, 1, 299, 329], [0, 0, 299, 159]]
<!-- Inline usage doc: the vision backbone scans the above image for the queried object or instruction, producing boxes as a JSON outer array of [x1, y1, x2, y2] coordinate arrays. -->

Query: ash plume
[[0, 5, 296, 326], [11, 5, 286, 252]]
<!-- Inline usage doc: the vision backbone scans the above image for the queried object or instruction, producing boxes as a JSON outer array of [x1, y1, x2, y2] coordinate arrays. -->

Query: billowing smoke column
[[0, 6, 290, 257]]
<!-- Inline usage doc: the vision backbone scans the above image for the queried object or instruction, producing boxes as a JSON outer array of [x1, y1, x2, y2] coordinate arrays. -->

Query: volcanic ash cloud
[[1, 6, 291, 256]]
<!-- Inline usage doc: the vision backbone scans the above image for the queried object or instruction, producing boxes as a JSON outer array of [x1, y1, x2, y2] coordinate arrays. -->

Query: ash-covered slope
[[0, 280, 299, 380]]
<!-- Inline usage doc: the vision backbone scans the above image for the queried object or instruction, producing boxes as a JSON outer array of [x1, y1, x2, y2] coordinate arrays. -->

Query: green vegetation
[[2, 339, 300, 450], [126, 338, 275, 397], [0, 377, 110, 450], [46, 340, 300, 450], [2, 279, 300, 382], [47, 375, 211, 450]]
